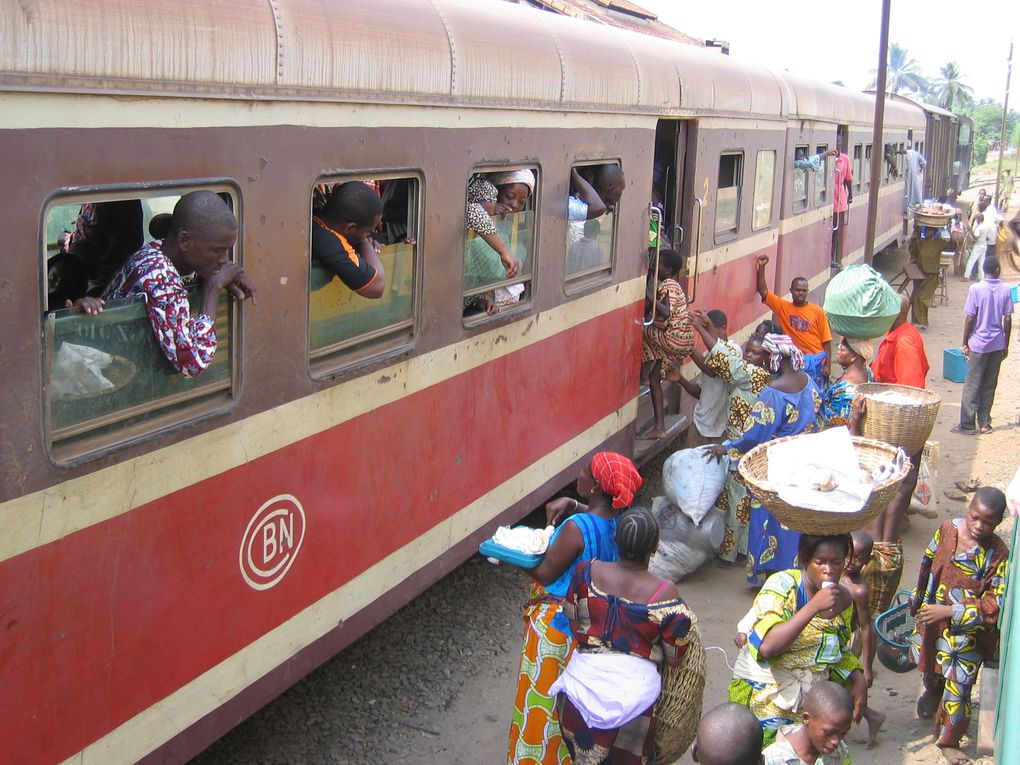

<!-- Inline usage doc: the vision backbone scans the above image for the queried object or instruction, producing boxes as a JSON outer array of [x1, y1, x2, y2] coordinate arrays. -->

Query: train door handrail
[[688, 197, 704, 303]]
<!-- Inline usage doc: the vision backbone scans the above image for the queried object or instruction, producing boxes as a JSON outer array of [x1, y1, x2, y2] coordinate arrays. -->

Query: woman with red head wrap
[[507, 452, 642, 764]]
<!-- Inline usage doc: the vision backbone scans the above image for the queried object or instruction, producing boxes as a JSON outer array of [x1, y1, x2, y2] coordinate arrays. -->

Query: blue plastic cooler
[[943, 348, 968, 383]]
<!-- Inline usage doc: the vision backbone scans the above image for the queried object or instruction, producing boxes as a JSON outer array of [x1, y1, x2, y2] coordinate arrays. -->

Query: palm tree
[[932, 62, 975, 111], [869, 43, 928, 95]]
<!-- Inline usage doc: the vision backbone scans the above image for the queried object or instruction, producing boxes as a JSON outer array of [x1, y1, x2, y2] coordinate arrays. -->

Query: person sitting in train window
[[48, 252, 88, 310], [755, 252, 832, 387], [793, 146, 832, 172], [66, 200, 144, 296], [69, 191, 256, 378], [466, 175, 522, 280], [569, 164, 626, 244], [883, 145, 899, 179], [312, 181, 387, 299]]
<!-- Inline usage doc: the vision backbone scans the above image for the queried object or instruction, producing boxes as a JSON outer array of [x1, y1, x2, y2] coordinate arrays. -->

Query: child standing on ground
[[840, 530, 885, 748], [761, 681, 853, 765], [909, 487, 1009, 765], [641, 249, 694, 439]]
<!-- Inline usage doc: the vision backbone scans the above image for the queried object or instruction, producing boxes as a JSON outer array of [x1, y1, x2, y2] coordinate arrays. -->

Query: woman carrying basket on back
[[551, 507, 698, 765]]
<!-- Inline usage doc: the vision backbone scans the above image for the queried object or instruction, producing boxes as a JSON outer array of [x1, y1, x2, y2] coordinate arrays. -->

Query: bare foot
[[916, 689, 939, 719], [646, 429, 669, 440], [862, 707, 885, 748], [938, 745, 970, 765]]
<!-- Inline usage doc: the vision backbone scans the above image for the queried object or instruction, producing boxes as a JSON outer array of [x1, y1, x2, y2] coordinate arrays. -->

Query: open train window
[[863, 145, 873, 192], [565, 161, 619, 287], [41, 183, 239, 464], [752, 150, 775, 230], [463, 166, 538, 324], [793, 144, 809, 212], [308, 174, 420, 377], [715, 152, 742, 241], [852, 145, 863, 193], [814, 144, 829, 205]]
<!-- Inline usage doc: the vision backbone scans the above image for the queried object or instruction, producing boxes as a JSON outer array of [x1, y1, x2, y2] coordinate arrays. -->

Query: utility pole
[[865, 0, 891, 263], [994, 41, 1012, 205]]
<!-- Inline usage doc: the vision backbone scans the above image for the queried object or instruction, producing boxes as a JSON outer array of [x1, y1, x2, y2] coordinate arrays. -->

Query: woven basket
[[737, 435, 909, 534], [652, 629, 706, 765], [909, 206, 953, 227], [856, 383, 941, 456], [875, 592, 917, 673]]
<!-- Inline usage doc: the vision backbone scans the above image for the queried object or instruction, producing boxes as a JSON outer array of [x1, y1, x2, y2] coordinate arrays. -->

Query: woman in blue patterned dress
[[820, 338, 873, 428], [704, 335, 823, 586]]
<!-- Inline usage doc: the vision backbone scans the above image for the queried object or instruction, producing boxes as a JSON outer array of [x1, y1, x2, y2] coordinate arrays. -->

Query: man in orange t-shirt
[[755, 253, 832, 384]]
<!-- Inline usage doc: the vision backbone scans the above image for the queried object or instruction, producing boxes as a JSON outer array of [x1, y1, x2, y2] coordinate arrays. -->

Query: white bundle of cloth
[[549, 651, 661, 729], [491, 524, 554, 554], [766, 428, 874, 514]]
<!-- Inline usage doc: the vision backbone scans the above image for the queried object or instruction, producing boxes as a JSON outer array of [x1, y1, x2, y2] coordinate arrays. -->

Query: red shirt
[[871, 323, 929, 389]]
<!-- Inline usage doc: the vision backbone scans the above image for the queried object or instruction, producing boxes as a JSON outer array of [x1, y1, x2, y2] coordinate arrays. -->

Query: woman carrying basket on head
[[729, 534, 868, 749], [508, 452, 643, 765], [551, 507, 698, 765], [704, 335, 823, 585]]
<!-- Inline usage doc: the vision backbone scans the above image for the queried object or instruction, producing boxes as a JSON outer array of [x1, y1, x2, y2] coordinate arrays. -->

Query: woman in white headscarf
[[820, 338, 874, 427]]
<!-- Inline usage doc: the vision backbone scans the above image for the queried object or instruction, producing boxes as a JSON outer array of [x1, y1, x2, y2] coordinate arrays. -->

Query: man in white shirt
[[965, 200, 998, 280]]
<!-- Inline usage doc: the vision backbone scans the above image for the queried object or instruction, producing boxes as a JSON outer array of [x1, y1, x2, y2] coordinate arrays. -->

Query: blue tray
[[479, 538, 544, 569]]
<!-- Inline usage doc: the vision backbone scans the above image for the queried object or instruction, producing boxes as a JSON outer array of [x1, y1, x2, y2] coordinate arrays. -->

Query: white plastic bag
[[699, 508, 725, 551], [662, 447, 729, 524], [648, 496, 715, 581], [910, 442, 938, 513]]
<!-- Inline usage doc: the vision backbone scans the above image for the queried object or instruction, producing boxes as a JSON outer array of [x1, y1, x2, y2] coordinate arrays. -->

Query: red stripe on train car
[[0, 303, 640, 764]]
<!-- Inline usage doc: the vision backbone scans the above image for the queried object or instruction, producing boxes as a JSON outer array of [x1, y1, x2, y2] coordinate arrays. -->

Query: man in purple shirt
[[955, 256, 1013, 434]]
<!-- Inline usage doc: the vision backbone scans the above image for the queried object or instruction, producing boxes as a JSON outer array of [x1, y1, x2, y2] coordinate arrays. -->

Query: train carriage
[[1, 1, 927, 762]]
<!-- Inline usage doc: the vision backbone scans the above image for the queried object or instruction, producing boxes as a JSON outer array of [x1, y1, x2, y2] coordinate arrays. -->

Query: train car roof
[[782, 74, 925, 128], [1, 0, 920, 126]]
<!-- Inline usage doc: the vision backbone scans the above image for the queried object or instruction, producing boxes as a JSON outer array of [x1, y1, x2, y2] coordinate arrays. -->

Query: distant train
[[0, 1, 949, 762]]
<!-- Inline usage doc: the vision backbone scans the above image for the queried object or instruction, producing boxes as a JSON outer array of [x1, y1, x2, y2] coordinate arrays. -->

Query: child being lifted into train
[[641, 249, 694, 439]]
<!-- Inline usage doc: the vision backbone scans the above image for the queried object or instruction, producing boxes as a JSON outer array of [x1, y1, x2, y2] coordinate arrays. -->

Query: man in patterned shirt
[[75, 191, 255, 377]]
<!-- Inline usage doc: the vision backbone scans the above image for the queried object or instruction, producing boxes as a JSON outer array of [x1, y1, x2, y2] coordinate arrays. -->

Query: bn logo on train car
[[239, 494, 307, 590]]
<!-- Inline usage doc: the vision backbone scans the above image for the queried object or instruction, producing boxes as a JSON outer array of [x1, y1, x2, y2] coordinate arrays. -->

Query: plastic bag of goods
[[648, 496, 715, 581], [662, 447, 729, 524], [910, 441, 938, 514], [822, 264, 902, 339]]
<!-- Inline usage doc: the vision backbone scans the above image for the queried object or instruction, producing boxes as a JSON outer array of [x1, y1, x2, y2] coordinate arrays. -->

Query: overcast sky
[[637, 1, 1017, 104]]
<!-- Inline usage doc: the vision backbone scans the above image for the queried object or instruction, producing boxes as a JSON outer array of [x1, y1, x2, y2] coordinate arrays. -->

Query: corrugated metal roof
[[0, 0, 922, 125]]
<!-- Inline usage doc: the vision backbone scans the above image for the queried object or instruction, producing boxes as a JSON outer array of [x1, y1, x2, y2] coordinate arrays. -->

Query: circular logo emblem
[[239, 494, 306, 591]]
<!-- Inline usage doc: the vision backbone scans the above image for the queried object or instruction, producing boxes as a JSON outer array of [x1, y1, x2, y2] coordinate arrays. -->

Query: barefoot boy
[[840, 530, 885, 748], [760, 681, 852, 765], [909, 487, 1009, 765]]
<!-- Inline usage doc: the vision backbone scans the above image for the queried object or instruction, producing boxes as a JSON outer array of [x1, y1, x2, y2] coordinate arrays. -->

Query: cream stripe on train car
[[0, 277, 645, 565]]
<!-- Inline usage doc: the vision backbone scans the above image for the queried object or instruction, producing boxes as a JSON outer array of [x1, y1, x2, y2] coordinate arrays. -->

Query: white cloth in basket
[[765, 428, 873, 514], [550, 651, 660, 729]]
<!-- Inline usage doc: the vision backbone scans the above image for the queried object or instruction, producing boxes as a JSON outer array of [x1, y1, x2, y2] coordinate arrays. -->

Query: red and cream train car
[[0, 1, 926, 762]]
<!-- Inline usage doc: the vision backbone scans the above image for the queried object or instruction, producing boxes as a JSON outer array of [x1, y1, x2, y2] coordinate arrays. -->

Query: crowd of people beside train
[[505, 217, 1015, 764]]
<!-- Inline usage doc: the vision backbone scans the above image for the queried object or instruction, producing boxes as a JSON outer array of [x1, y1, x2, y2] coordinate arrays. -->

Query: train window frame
[[462, 163, 540, 328], [863, 144, 873, 192], [852, 144, 863, 193], [40, 180, 242, 466], [793, 144, 809, 213], [307, 171, 423, 381], [564, 159, 619, 295], [813, 144, 829, 206], [714, 151, 743, 243], [751, 150, 775, 231]]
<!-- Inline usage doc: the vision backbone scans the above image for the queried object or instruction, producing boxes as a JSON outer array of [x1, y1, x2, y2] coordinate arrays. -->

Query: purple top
[[964, 278, 1013, 353]]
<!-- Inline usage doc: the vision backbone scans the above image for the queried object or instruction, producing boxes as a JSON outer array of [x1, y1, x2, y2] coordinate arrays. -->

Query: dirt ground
[[193, 192, 1018, 765], [436, 231, 1020, 764]]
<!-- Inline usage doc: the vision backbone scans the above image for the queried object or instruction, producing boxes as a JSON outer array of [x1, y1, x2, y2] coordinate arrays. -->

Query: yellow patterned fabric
[[508, 592, 574, 765]]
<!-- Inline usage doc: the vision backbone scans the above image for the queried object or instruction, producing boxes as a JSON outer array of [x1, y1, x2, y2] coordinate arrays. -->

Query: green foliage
[[973, 136, 989, 166], [869, 43, 928, 95]]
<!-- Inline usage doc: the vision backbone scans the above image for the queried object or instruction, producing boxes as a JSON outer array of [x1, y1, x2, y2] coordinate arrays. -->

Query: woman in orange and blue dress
[[508, 452, 643, 765]]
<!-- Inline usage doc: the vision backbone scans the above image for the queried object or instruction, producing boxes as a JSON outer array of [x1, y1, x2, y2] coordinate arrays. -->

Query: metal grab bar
[[643, 205, 663, 327], [689, 197, 704, 303]]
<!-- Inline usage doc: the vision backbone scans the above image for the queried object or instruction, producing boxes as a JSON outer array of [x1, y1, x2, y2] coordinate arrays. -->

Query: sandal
[[954, 478, 981, 492], [950, 425, 977, 435], [943, 488, 968, 502], [980, 425, 993, 434]]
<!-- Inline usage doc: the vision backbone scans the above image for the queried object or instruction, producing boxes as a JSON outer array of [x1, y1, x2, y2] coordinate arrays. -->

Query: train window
[[814, 145, 829, 205], [752, 150, 775, 230], [309, 175, 420, 376], [715, 152, 742, 240], [863, 145, 873, 192], [41, 185, 239, 463], [852, 145, 863, 193], [566, 162, 619, 285], [463, 166, 538, 323], [793, 145, 809, 212]]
